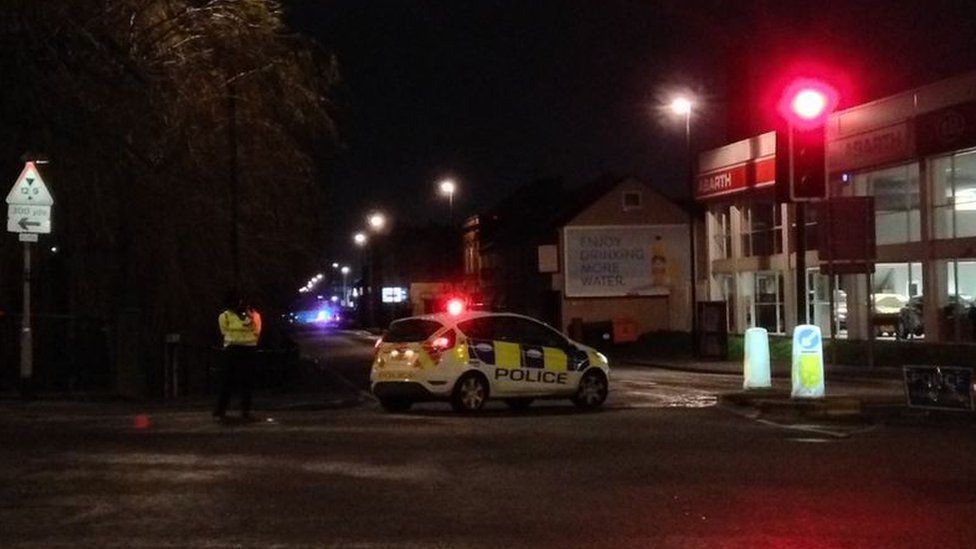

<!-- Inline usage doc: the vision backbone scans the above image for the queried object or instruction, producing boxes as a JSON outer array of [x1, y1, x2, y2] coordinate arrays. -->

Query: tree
[[0, 0, 339, 388]]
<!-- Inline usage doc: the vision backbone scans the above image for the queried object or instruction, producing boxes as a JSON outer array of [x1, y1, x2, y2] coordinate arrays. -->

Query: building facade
[[464, 176, 694, 339], [698, 71, 976, 344], [550, 177, 692, 335]]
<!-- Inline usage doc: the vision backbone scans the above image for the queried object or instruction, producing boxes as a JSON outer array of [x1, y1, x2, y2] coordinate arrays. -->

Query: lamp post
[[438, 178, 457, 225], [353, 231, 368, 322], [670, 96, 698, 354], [340, 265, 350, 306], [365, 211, 389, 328]]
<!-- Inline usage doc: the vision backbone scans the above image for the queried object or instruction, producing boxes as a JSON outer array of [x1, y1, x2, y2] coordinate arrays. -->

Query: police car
[[370, 311, 610, 412]]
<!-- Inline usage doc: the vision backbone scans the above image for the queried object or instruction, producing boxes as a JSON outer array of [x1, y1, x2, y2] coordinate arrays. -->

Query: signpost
[[6, 161, 54, 395], [903, 366, 974, 411], [791, 324, 825, 398]]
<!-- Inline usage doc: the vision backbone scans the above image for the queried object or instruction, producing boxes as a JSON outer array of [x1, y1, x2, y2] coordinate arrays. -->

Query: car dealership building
[[697, 70, 976, 344]]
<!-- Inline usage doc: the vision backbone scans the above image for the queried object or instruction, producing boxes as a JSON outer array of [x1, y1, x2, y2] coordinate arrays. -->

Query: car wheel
[[504, 398, 534, 411], [379, 397, 412, 413], [572, 370, 608, 409], [451, 373, 489, 412]]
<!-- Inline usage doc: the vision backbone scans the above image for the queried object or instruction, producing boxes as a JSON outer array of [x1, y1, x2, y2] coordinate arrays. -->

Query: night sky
[[286, 0, 976, 260]]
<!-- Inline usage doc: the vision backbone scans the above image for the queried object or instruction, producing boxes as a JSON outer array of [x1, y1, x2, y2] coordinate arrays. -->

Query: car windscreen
[[383, 319, 444, 342]]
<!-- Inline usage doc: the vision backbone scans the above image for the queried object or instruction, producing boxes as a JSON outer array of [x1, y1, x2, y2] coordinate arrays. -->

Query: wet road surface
[[1, 329, 974, 547]]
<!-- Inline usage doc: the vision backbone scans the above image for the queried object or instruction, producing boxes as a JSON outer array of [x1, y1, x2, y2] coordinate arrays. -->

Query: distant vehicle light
[[447, 298, 464, 316]]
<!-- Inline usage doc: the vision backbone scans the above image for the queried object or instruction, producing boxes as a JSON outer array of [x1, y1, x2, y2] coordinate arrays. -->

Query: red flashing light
[[777, 78, 839, 130], [446, 298, 465, 316]]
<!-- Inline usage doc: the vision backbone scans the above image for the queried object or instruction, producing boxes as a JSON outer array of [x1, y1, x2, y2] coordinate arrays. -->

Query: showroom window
[[872, 262, 923, 340], [940, 259, 976, 343], [741, 200, 783, 256], [846, 163, 920, 245], [713, 273, 736, 332], [739, 271, 785, 334], [805, 268, 843, 336], [709, 204, 732, 259], [931, 149, 976, 240]]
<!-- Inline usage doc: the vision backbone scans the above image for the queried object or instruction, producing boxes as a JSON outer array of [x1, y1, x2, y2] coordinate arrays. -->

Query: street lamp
[[669, 95, 698, 354], [353, 232, 367, 246], [438, 178, 457, 224], [367, 212, 387, 232], [340, 265, 350, 306]]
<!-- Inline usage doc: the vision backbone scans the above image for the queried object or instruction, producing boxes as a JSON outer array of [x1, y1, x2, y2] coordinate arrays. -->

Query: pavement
[[611, 355, 928, 425], [618, 355, 902, 380]]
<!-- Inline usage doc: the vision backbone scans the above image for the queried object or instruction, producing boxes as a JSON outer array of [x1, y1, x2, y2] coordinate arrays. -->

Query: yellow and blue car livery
[[370, 311, 610, 412]]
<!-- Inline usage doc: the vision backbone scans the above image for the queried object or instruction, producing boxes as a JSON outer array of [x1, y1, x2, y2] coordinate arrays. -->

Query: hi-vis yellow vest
[[219, 309, 261, 347]]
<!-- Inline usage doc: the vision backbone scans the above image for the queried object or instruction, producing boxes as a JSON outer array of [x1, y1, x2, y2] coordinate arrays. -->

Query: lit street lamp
[[367, 212, 387, 232], [438, 178, 457, 224], [353, 232, 367, 246], [669, 95, 698, 354]]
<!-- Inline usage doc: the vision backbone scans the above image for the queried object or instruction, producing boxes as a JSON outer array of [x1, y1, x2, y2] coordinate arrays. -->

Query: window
[[457, 317, 496, 340], [931, 149, 976, 240], [846, 163, 920, 245], [493, 316, 567, 348], [741, 201, 782, 256], [714, 273, 736, 332], [806, 269, 844, 337], [939, 259, 976, 342], [384, 319, 444, 342], [739, 272, 785, 333], [872, 262, 923, 339], [622, 191, 642, 211], [710, 204, 732, 259]]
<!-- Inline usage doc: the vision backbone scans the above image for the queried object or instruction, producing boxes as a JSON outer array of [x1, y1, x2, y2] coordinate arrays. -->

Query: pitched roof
[[477, 175, 687, 250]]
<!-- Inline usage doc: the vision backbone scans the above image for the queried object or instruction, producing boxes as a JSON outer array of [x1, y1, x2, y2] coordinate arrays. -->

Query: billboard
[[563, 225, 689, 298]]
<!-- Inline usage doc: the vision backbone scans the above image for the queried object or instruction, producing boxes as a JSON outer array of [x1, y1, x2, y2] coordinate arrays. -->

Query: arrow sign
[[7, 204, 51, 234], [6, 162, 53, 206], [18, 218, 41, 230]]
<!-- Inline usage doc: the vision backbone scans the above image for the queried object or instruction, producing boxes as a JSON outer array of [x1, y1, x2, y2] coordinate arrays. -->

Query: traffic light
[[787, 124, 827, 201], [775, 79, 838, 202]]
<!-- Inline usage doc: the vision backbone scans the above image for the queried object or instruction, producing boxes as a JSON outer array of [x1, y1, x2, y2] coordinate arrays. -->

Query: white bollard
[[791, 324, 825, 398], [743, 327, 771, 389]]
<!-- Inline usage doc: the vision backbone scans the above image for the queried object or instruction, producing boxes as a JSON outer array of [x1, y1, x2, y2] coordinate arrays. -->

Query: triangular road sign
[[6, 161, 53, 206]]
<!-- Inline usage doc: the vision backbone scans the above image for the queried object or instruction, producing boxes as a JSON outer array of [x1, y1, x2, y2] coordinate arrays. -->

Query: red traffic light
[[777, 78, 839, 129]]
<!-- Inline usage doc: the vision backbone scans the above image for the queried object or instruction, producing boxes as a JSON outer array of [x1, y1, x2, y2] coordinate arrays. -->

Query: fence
[[1, 313, 301, 397], [0, 313, 112, 393]]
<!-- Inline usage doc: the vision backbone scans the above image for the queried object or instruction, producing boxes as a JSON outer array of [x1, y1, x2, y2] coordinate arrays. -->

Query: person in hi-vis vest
[[214, 293, 262, 421]]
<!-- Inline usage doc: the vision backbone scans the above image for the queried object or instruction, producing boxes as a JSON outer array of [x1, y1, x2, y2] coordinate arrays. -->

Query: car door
[[499, 316, 575, 395], [456, 316, 520, 396]]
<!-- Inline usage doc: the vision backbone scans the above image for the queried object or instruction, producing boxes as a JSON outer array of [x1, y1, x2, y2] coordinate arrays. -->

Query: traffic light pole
[[790, 124, 808, 327]]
